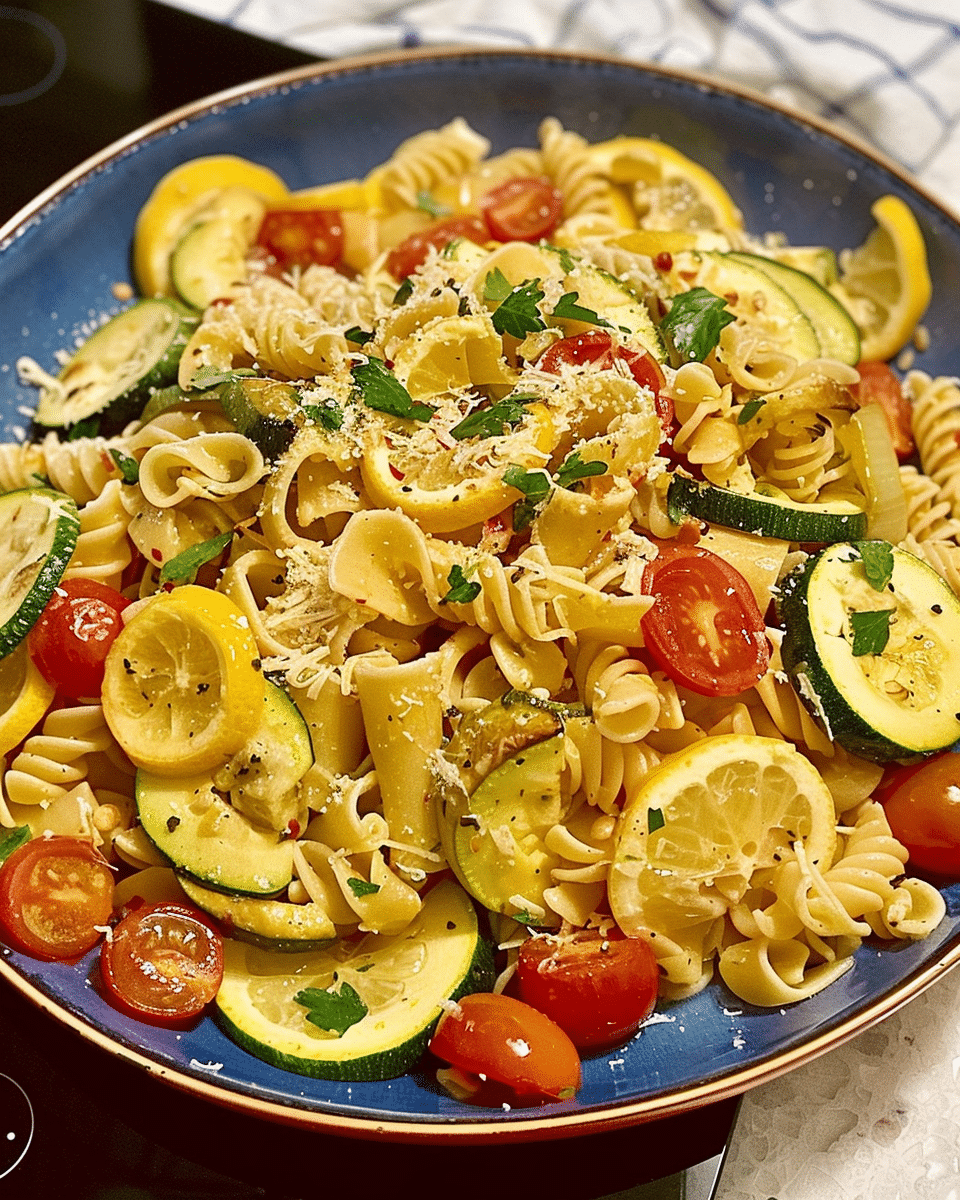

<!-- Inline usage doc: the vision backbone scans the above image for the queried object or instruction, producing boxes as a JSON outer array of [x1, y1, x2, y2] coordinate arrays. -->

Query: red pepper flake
[[654, 252, 673, 272], [151, 548, 163, 562], [389, 463, 405, 480]]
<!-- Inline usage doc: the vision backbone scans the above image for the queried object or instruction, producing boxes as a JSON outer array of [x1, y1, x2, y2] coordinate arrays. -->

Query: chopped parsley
[[294, 982, 368, 1036], [485, 271, 547, 340], [854, 540, 895, 592], [158, 530, 233, 586], [450, 393, 536, 440], [554, 450, 608, 491], [440, 564, 482, 605], [344, 326, 373, 346], [416, 190, 450, 218], [660, 286, 736, 364], [351, 357, 436, 423], [346, 877, 381, 898], [302, 399, 345, 431], [647, 808, 665, 834], [849, 608, 894, 656], [551, 291, 613, 329], [109, 448, 140, 483], [737, 397, 766, 425]]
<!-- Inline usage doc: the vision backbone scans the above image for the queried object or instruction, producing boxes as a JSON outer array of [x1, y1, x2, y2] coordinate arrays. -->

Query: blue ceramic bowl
[[2, 48, 960, 1142]]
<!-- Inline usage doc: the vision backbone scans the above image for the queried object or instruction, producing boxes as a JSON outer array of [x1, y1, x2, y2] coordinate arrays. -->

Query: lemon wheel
[[833, 194, 932, 361], [587, 137, 742, 233], [102, 585, 265, 776], [608, 734, 837, 936]]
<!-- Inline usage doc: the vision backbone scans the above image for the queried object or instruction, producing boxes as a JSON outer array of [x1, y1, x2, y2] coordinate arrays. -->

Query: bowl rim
[[3, 44, 960, 1144]]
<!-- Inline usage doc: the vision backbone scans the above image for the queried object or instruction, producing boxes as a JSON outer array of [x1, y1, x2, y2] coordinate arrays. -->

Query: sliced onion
[[847, 403, 908, 543]]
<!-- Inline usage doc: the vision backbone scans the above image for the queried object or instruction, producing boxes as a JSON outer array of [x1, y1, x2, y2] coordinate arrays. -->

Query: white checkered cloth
[[163, 0, 960, 211]]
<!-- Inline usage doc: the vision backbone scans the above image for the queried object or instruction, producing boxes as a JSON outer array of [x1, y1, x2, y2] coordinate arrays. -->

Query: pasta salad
[[1, 116, 958, 1105]]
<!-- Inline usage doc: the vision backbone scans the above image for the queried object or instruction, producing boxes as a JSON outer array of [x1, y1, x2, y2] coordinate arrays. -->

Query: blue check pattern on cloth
[[165, 0, 960, 210]]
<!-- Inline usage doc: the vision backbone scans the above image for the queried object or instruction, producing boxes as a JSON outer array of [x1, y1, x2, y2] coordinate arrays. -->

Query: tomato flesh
[[881, 751, 960, 876], [480, 177, 563, 242], [28, 578, 130, 700], [854, 361, 915, 460], [538, 330, 673, 440], [101, 902, 224, 1026], [430, 992, 581, 1103], [516, 928, 659, 1051], [0, 836, 114, 960], [386, 215, 488, 280], [256, 209, 344, 272], [640, 545, 770, 696]]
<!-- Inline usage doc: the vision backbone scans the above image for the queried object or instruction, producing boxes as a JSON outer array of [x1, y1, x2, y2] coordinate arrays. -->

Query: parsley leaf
[[346, 877, 381, 898], [450, 393, 536, 440], [854, 540, 895, 592], [344, 326, 373, 346], [351, 357, 436, 423], [0, 825, 30, 864], [849, 608, 894, 656], [417, 190, 450, 218], [393, 277, 414, 304], [109, 448, 140, 483], [554, 450, 608, 491], [647, 808, 665, 834], [551, 291, 613, 329], [440, 564, 482, 605], [485, 272, 546, 340], [68, 416, 100, 441], [302, 399, 345, 431], [737, 397, 766, 425], [158, 530, 233, 586], [503, 465, 551, 530], [294, 982, 368, 1036], [660, 287, 736, 364]]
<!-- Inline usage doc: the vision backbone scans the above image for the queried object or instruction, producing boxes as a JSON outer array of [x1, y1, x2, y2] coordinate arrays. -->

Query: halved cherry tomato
[[28, 578, 130, 700], [880, 751, 960, 876], [429, 992, 581, 1103], [516, 928, 659, 1051], [256, 209, 344, 272], [0, 836, 114, 961], [480, 177, 563, 242], [100, 902, 224, 1026], [854, 361, 914, 460], [538, 330, 674, 439], [385, 215, 489, 280], [640, 545, 770, 697]]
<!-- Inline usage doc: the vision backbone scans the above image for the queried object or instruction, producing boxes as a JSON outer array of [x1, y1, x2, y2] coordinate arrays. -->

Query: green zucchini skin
[[0, 487, 80, 658], [34, 299, 198, 435], [777, 542, 960, 762], [214, 881, 496, 1082], [668, 474, 868, 543]]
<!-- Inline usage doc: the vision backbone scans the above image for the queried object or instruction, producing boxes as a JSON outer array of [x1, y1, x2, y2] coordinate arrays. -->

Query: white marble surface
[[157, 4, 960, 1195]]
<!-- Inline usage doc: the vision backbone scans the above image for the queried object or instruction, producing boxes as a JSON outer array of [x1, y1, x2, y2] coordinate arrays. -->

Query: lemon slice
[[588, 137, 742, 233], [134, 155, 289, 298], [833, 194, 932, 361], [0, 643, 54, 757], [608, 735, 837, 936], [359, 401, 557, 535], [102, 586, 265, 776]]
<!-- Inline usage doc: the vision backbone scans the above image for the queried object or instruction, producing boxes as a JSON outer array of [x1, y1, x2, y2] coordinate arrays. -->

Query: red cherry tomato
[[256, 209, 344, 272], [28, 578, 130, 700], [480, 177, 563, 242], [386, 215, 489, 280], [880, 752, 960, 876], [640, 544, 770, 697], [429, 992, 581, 1103], [854, 361, 915, 460], [0, 836, 114, 960], [100, 902, 225, 1026], [516, 928, 659, 1051], [538, 330, 674, 439]]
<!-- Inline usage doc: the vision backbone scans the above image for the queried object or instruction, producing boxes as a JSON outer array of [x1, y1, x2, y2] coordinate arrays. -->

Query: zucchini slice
[[668, 474, 867, 543], [34, 299, 197, 434], [217, 376, 304, 460], [778, 542, 960, 762], [169, 185, 267, 310], [135, 771, 295, 897], [0, 488, 79, 658], [728, 251, 861, 365], [214, 878, 495, 1081], [178, 876, 336, 952]]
